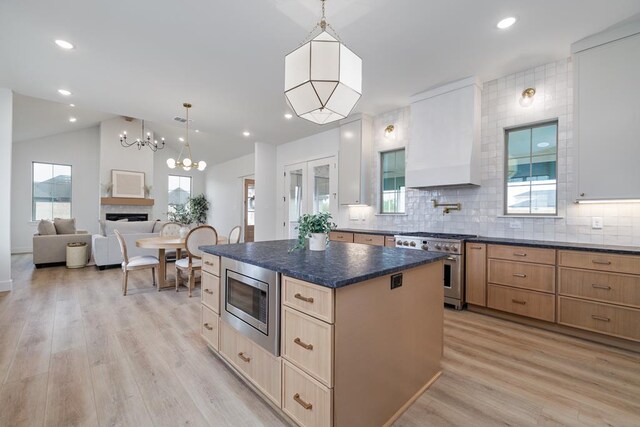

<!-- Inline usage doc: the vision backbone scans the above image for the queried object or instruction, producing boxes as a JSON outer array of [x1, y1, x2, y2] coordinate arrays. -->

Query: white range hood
[[406, 76, 482, 188]]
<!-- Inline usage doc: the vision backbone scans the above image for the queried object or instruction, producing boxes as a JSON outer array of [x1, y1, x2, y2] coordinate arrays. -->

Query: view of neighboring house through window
[[380, 149, 406, 214], [505, 121, 558, 215], [168, 175, 192, 213], [32, 162, 72, 221]]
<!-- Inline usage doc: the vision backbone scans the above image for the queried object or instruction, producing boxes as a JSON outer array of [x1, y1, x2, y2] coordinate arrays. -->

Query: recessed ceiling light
[[69, 103, 75, 107], [195, 129, 199, 133], [497, 17, 517, 29], [537, 142, 550, 148], [243, 131, 251, 137], [284, 113, 293, 120], [69, 117, 77, 123], [179, 137, 184, 142], [54, 39, 74, 50], [58, 89, 72, 96]]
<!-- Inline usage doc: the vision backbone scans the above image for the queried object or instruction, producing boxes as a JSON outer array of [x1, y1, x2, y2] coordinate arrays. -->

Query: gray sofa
[[33, 230, 92, 268], [92, 220, 167, 269]]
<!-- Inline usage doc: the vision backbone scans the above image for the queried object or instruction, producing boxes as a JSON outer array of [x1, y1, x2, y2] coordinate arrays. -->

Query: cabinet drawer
[[384, 236, 396, 247], [283, 276, 334, 324], [487, 284, 555, 322], [558, 297, 640, 342], [201, 306, 219, 350], [201, 271, 220, 313], [219, 321, 253, 377], [488, 259, 556, 293], [247, 339, 282, 406], [558, 251, 640, 275], [283, 307, 334, 388], [353, 233, 385, 246], [558, 268, 640, 308], [328, 231, 353, 243], [283, 360, 332, 427], [488, 245, 556, 265], [202, 253, 220, 276]]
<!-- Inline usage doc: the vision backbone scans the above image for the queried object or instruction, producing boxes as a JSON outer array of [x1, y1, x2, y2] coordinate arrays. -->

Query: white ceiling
[[2, 0, 640, 164]]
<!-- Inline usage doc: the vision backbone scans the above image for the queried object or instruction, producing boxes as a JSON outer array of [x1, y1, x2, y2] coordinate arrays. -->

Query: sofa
[[33, 228, 92, 268], [92, 220, 167, 269]]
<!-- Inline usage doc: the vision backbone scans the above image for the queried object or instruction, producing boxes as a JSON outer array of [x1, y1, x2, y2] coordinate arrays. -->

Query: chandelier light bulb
[[183, 165, 192, 171], [197, 161, 207, 171], [183, 158, 192, 167], [166, 158, 176, 169]]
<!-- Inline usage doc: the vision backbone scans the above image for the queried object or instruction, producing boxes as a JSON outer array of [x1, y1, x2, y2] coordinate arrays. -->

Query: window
[[505, 121, 558, 215], [168, 175, 192, 213], [380, 149, 406, 214], [32, 162, 72, 221]]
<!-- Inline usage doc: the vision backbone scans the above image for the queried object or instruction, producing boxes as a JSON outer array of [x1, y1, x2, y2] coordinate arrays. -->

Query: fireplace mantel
[[101, 197, 154, 206]]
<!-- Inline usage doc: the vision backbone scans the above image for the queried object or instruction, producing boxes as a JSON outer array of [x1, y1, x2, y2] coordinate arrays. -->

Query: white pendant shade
[[285, 31, 362, 125]]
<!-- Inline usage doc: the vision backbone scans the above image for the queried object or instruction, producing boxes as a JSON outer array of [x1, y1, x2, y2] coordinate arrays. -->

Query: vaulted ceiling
[[2, 0, 639, 164]]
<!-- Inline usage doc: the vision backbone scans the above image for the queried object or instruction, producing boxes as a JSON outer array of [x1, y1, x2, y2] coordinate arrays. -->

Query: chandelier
[[284, 0, 362, 125], [166, 103, 206, 171], [119, 119, 165, 151]]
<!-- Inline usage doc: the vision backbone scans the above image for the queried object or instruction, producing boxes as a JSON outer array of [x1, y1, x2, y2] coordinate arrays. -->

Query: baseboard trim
[[383, 371, 442, 427], [0, 279, 13, 292], [11, 248, 32, 254]]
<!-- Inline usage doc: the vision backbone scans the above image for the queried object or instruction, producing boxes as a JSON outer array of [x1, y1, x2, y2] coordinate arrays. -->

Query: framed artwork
[[111, 170, 145, 198]]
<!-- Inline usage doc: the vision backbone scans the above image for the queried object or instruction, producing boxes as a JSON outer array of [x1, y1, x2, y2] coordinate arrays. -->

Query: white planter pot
[[179, 226, 190, 238], [308, 233, 327, 251]]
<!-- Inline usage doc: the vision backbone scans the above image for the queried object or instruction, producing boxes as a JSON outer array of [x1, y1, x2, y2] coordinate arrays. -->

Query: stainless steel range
[[394, 233, 477, 310]]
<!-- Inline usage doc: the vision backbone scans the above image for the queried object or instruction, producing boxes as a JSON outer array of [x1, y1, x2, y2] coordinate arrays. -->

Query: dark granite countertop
[[467, 236, 640, 255], [333, 228, 401, 236], [200, 240, 446, 288]]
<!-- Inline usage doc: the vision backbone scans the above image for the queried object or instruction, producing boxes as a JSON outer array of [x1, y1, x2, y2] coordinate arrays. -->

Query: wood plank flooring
[[1, 254, 639, 426]]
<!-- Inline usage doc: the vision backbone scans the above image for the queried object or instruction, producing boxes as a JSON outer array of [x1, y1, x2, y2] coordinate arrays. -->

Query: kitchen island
[[199, 240, 446, 427]]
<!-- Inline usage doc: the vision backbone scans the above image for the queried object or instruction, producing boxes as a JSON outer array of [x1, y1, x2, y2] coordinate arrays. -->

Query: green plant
[[188, 194, 210, 225], [290, 212, 337, 252], [167, 203, 192, 225]]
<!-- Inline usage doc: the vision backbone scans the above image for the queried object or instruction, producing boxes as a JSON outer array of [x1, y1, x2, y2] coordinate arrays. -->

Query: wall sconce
[[384, 124, 395, 139], [519, 87, 536, 108]]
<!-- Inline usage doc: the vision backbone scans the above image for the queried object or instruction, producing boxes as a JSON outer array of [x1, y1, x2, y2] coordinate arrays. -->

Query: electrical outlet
[[592, 217, 603, 229], [509, 220, 522, 229]]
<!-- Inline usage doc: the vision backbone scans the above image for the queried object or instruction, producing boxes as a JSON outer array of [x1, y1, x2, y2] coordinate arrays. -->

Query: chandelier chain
[[299, 0, 344, 45]]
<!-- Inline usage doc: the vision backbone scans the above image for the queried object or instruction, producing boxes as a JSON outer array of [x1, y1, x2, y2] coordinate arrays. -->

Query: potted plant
[[290, 212, 337, 252], [167, 203, 192, 237], [188, 194, 210, 225]]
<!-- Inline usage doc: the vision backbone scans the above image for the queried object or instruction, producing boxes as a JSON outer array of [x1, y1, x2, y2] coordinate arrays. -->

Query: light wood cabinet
[[384, 236, 396, 247], [487, 284, 555, 322], [353, 233, 385, 246], [338, 117, 372, 205], [283, 360, 333, 427], [558, 297, 640, 342], [328, 231, 353, 243], [201, 256, 221, 352], [283, 276, 335, 324], [488, 245, 556, 265], [202, 253, 220, 276], [201, 305, 219, 350], [558, 250, 640, 275], [201, 271, 220, 313], [488, 259, 556, 293], [465, 243, 486, 306], [558, 267, 640, 309]]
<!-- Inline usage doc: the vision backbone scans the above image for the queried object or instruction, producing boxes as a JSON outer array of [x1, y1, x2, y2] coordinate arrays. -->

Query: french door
[[284, 156, 337, 238]]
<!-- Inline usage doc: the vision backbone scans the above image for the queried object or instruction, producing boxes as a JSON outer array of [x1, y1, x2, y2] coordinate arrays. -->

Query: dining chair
[[114, 230, 160, 296], [176, 225, 218, 296], [161, 222, 182, 261], [228, 225, 242, 244]]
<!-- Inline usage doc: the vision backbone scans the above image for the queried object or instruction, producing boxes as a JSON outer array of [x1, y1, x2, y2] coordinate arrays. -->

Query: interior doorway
[[244, 178, 255, 242]]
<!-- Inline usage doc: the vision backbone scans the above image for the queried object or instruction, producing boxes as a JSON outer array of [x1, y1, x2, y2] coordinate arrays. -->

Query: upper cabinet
[[573, 26, 640, 201], [407, 77, 482, 188], [338, 116, 372, 205]]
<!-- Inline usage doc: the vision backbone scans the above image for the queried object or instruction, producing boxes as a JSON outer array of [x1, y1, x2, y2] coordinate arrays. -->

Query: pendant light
[[166, 103, 207, 171], [284, 0, 362, 125], [119, 119, 165, 151]]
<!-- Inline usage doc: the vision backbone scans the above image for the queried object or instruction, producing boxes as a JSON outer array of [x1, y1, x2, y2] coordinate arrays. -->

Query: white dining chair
[[176, 225, 218, 296], [161, 222, 182, 261], [228, 225, 242, 244], [114, 230, 160, 296]]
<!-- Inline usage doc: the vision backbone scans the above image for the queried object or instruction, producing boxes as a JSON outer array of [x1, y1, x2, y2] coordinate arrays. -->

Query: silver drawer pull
[[294, 337, 314, 350], [294, 293, 314, 303], [513, 273, 527, 278], [238, 352, 251, 363], [592, 260, 612, 265], [591, 284, 611, 290], [513, 252, 527, 257], [591, 315, 610, 322], [511, 299, 527, 305], [293, 393, 313, 410]]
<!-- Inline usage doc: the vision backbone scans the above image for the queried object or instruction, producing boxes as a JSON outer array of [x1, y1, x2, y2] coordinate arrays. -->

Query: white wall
[[0, 88, 12, 291], [11, 126, 100, 253], [205, 153, 254, 238], [254, 143, 277, 241]]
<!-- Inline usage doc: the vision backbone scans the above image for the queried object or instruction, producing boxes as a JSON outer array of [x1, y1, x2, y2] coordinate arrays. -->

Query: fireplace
[[106, 213, 149, 222]]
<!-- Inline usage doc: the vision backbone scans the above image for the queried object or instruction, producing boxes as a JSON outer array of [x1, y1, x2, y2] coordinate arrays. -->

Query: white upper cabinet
[[573, 27, 640, 201], [407, 77, 482, 188], [338, 116, 372, 205]]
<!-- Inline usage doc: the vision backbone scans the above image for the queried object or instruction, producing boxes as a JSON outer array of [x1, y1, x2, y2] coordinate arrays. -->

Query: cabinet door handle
[[238, 352, 251, 363], [591, 284, 611, 290], [591, 315, 610, 322], [513, 273, 527, 278], [293, 393, 313, 410], [294, 293, 314, 303], [203, 323, 213, 331], [592, 260, 612, 265], [204, 288, 214, 295], [204, 261, 214, 266], [470, 246, 483, 250], [513, 252, 527, 257], [511, 299, 527, 305], [294, 337, 314, 350]]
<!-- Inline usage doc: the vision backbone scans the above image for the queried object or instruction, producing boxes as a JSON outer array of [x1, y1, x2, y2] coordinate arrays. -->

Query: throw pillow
[[37, 219, 57, 235], [53, 218, 76, 235], [99, 218, 127, 236]]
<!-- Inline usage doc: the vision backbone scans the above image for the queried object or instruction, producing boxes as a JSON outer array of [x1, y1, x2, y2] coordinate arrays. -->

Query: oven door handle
[[446, 256, 457, 261]]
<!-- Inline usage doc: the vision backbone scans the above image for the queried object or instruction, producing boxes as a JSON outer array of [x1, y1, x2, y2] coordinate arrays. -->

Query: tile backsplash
[[338, 58, 640, 246]]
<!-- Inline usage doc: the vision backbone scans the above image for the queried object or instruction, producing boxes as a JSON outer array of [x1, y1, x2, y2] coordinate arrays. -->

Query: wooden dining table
[[136, 235, 228, 290]]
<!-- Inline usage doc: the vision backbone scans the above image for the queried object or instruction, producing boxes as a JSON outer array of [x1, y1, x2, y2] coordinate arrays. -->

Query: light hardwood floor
[[1, 254, 639, 426]]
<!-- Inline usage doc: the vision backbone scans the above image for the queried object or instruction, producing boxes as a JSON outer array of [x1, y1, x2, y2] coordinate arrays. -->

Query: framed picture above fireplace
[[111, 170, 145, 198]]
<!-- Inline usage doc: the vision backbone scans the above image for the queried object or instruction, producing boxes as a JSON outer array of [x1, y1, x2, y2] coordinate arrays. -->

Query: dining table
[[136, 235, 228, 290]]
